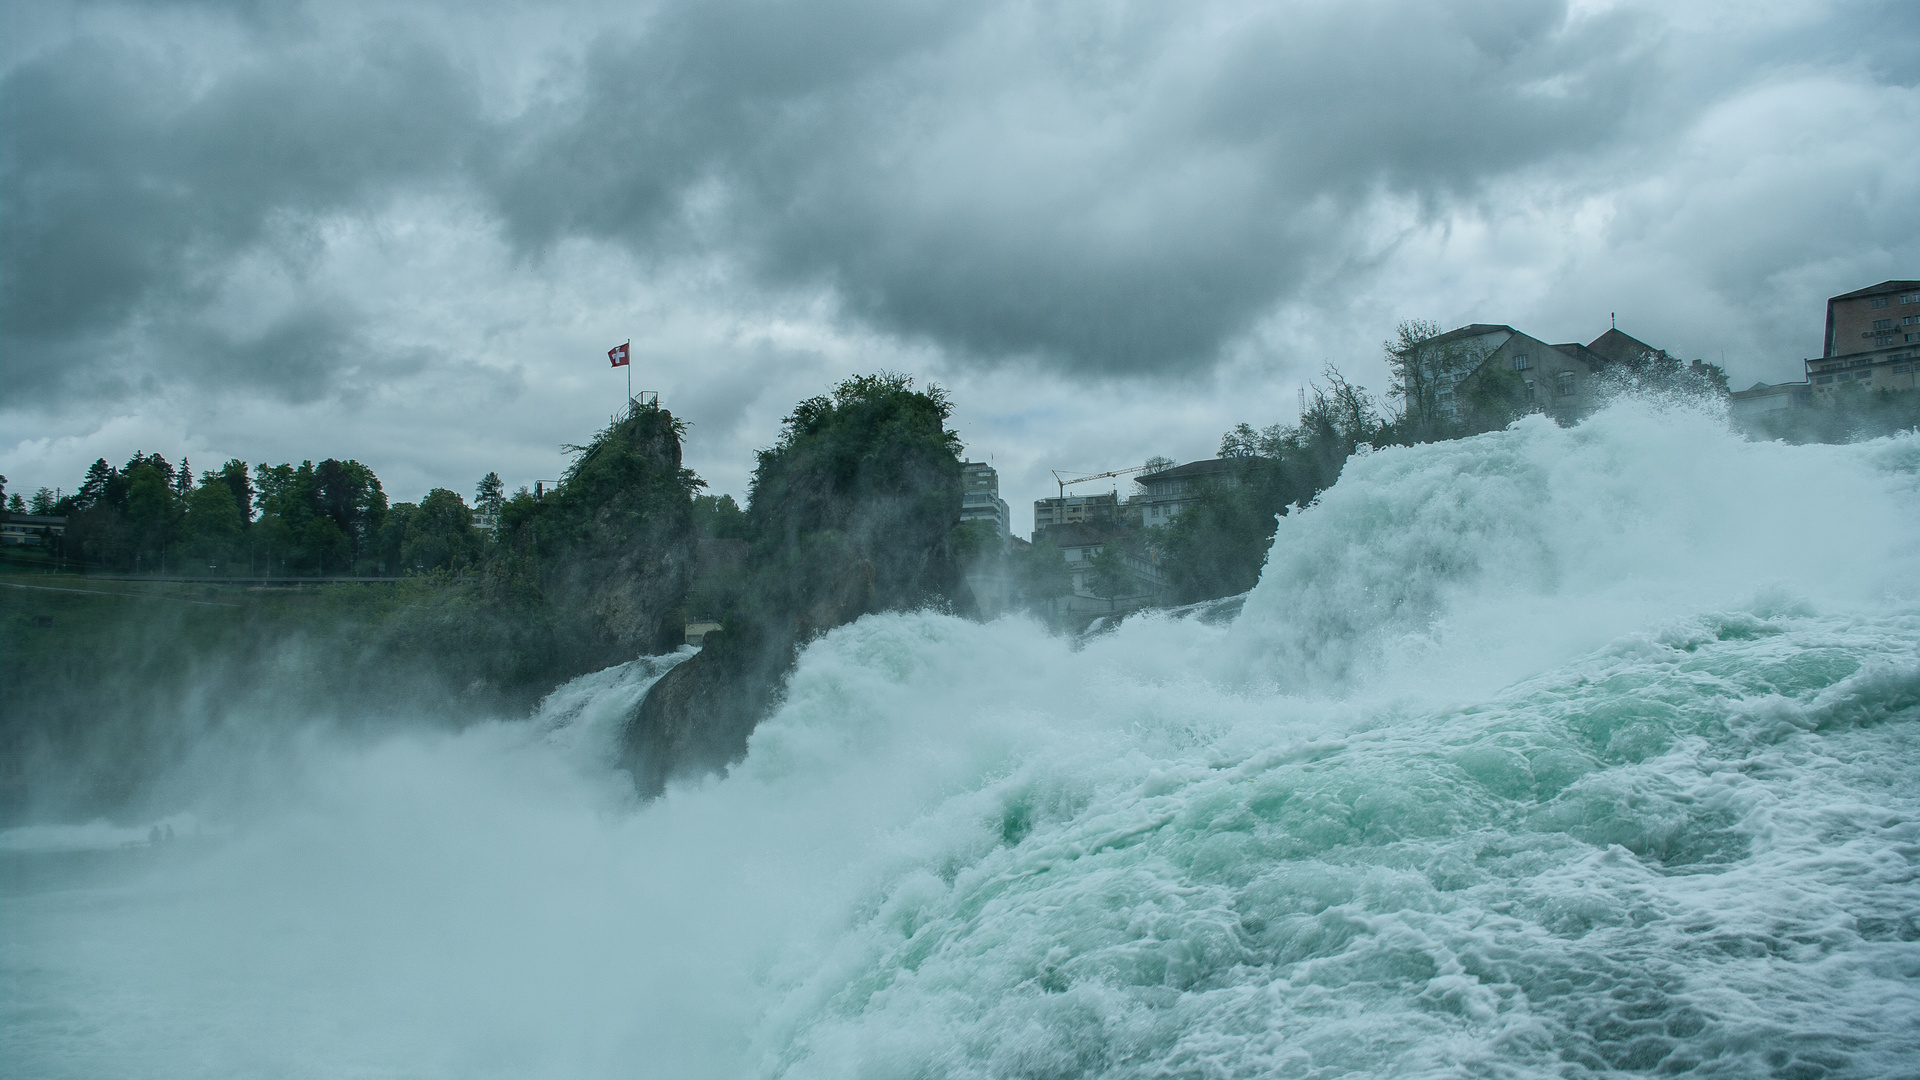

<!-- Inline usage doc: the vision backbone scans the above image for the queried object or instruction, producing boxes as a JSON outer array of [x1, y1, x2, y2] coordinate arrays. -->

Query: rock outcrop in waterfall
[[487, 400, 700, 674], [621, 374, 972, 797]]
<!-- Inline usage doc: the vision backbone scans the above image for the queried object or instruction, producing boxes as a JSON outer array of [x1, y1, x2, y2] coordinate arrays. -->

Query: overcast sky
[[3, 0, 1916, 534]]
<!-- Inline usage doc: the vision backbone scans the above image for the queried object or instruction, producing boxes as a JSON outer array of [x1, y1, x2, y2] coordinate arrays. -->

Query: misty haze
[[3, 1, 1918, 1078]]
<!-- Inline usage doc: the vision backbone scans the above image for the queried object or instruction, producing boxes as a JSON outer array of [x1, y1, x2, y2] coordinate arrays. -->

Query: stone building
[[1415, 323, 1693, 424], [1411, 324, 1607, 423]]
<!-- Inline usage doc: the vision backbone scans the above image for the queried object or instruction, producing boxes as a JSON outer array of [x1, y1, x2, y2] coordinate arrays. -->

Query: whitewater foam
[[3, 402, 1917, 1078]]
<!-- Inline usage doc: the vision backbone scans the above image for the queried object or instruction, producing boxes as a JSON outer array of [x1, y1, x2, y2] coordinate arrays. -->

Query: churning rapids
[[5, 403, 1919, 1079]]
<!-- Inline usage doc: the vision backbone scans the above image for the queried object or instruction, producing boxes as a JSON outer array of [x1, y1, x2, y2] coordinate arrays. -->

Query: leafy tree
[[28, 488, 57, 515], [74, 459, 116, 511], [692, 493, 748, 539], [1085, 541, 1136, 599], [252, 462, 314, 574], [376, 503, 416, 574], [402, 488, 479, 572], [62, 459, 132, 567], [125, 461, 179, 568], [1383, 319, 1471, 442], [475, 472, 505, 533], [215, 461, 255, 525], [249, 459, 382, 574], [181, 477, 244, 569], [744, 372, 967, 623], [126, 452, 176, 492], [6, 494, 22, 513], [312, 459, 387, 569]]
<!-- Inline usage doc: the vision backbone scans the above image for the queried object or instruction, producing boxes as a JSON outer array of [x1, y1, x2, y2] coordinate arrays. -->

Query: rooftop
[[1829, 279, 1920, 302], [1584, 328, 1668, 366], [1132, 458, 1246, 486], [1416, 323, 1517, 350]]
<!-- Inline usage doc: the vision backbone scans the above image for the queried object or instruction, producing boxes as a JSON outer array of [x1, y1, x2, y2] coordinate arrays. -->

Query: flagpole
[[626, 339, 632, 405]]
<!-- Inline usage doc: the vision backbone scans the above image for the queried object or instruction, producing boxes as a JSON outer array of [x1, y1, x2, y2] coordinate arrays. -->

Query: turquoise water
[[4, 403, 1918, 1078]]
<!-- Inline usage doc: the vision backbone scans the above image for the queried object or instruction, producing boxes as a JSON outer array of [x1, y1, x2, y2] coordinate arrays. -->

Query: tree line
[[9, 451, 564, 577]]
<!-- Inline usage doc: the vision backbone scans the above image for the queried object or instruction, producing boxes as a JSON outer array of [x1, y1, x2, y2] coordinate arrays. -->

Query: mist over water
[[6, 402, 1919, 1078]]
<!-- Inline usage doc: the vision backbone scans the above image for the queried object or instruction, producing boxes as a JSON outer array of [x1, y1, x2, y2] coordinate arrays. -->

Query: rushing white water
[[5, 403, 1919, 1079]]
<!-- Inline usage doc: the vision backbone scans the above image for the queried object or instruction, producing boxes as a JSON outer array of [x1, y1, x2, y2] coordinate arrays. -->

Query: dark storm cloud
[[485, 0, 1653, 371], [1, 22, 477, 403], [3, 0, 1908, 410]]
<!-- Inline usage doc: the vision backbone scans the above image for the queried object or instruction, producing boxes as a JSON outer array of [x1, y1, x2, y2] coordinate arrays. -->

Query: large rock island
[[621, 374, 971, 796]]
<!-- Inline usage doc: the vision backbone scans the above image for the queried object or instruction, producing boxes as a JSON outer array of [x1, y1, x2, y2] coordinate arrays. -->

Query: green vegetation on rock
[[623, 373, 970, 796]]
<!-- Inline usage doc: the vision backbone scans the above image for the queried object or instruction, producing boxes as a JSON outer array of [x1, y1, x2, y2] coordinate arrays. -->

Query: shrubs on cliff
[[485, 401, 702, 670], [741, 372, 969, 631], [623, 373, 971, 795]]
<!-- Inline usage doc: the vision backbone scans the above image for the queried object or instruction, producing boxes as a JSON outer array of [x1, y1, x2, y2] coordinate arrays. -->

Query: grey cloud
[[3, 0, 1912, 412], [1, 25, 477, 403], [485, 0, 1658, 371]]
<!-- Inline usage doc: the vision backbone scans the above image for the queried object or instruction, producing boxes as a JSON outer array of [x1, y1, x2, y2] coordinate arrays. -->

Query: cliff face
[[543, 409, 697, 661], [485, 403, 700, 678], [621, 376, 971, 797]]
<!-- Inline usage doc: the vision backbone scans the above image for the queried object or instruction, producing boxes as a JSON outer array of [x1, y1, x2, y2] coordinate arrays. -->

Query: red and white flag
[[608, 342, 630, 367]]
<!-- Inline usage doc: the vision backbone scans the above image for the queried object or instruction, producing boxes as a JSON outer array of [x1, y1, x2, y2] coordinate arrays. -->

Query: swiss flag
[[608, 342, 630, 367]]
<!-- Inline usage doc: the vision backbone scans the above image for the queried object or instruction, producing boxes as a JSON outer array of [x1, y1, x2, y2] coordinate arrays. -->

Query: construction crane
[[1051, 463, 1153, 498]]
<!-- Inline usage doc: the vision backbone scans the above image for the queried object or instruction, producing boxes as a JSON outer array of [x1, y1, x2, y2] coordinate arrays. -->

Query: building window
[[1838, 372, 1853, 381], [1896, 364, 1913, 373], [1874, 318, 1894, 330], [1871, 297, 1891, 308], [1817, 375, 1834, 384], [1512, 353, 1531, 371], [1904, 316, 1917, 325], [1908, 334, 1918, 343], [1556, 371, 1577, 396], [1878, 336, 1897, 346], [1523, 381, 1536, 402], [1903, 293, 1920, 304]]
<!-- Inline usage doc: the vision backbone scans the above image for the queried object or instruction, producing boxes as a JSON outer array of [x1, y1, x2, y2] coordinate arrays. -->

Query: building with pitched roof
[[1409, 322, 1704, 425], [1410, 324, 1605, 423]]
